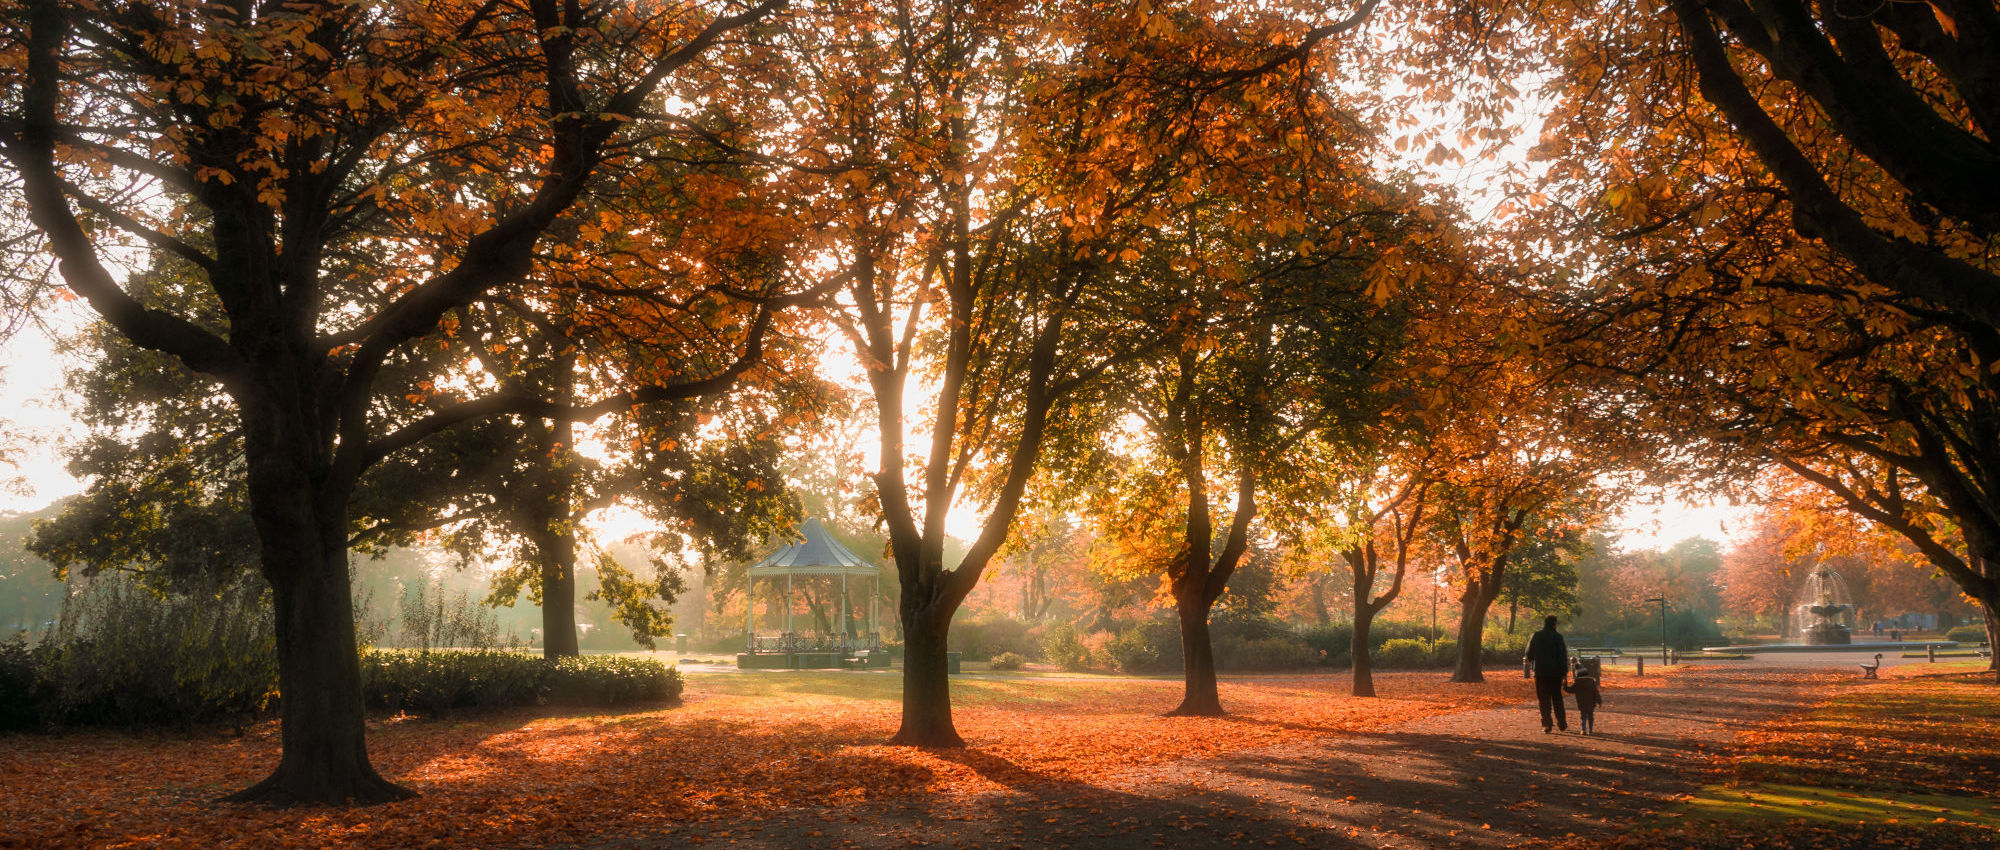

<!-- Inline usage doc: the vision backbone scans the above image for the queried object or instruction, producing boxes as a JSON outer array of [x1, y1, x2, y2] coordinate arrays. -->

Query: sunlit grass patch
[[1618, 668, 2000, 848], [1680, 783, 1999, 828]]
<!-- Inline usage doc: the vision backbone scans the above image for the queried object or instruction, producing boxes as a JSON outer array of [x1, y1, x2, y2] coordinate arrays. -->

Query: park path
[[592, 667, 1841, 850]]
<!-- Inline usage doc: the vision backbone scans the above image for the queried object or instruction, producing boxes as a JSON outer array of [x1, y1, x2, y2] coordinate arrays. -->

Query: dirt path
[[594, 667, 1841, 849]]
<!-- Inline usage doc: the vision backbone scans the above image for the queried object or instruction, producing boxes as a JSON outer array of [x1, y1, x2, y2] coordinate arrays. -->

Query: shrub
[[1080, 629, 1117, 671], [1215, 636, 1318, 671], [988, 652, 1028, 671], [0, 635, 42, 730], [1374, 638, 1455, 669], [547, 655, 682, 705], [27, 576, 277, 729], [394, 580, 500, 650], [1298, 624, 1350, 662], [1039, 623, 1094, 672], [950, 615, 1039, 661], [1107, 621, 1181, 674], [1209, 611, 1285, 644], [1296, 622, 1448, 667], [361, 650, 681, 716], [1945, 624, 1989, 644], [1601, 610, 1723, 651]]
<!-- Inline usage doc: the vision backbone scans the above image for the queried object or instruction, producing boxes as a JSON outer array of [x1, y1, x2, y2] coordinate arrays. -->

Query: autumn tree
[[1716, 510, 1798, 634], [1431, 402, 1613, 683], [1665, 0, 2000, 329], [739, 0, 1394, 743], [0, 0, 789, 803], [1314, 439, 1439, 698], [977, 503, 1091, 624], [1085, 190, 1428, 715], [1470, 0, 2000, 674]]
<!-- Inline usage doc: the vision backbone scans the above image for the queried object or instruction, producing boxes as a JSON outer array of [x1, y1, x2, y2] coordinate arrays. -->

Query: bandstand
[[738, 518, 887, 669]]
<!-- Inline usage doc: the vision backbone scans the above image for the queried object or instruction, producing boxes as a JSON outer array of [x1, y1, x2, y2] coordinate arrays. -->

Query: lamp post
[[1646, 596, 1669, 666], [1429, 567, 1439, 658]]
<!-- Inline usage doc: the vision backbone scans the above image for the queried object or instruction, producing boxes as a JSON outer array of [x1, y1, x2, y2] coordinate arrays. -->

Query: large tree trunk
[[1170, 591, 1223, 716], [538, 359, 581, 658], [1982, 604, 1999, 675], [226, 423, 411, 804], [1351, 597, 1377, 698], [1452, 583, 1495, 683], [892, 601, 962, 746], [537, 529, 580, 658], [1452, 555, 1510, 683]]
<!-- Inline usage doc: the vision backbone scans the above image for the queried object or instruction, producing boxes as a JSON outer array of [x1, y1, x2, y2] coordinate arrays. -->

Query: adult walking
[[1525, 615, 1569, 733]]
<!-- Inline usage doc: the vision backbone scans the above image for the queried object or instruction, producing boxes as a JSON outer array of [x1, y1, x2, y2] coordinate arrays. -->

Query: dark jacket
[[1526, 626, 1568, 677], [1564, 676, 1602, 711]]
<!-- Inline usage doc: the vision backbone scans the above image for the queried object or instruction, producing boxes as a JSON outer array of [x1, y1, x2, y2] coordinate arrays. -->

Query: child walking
[[1563, 660, 1603, 735]]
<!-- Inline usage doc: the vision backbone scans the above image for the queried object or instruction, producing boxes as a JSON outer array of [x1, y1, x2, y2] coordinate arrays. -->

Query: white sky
[[1, 318, 88, 514]]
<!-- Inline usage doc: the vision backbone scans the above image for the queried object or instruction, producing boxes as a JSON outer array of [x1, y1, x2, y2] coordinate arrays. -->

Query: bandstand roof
[[747, 518, 880, 578]]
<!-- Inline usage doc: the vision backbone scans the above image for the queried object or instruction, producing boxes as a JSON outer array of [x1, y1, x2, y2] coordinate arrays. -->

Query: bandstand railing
[[747, 633, 883, 654]]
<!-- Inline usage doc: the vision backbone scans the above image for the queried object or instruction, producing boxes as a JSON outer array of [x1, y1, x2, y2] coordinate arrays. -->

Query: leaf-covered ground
[[10, 664, 1987, 849], [0, 668, 1571, 848]]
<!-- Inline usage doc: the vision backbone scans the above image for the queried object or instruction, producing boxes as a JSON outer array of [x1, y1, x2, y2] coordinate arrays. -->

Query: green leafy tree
[[1497, 523, 1587, 635]]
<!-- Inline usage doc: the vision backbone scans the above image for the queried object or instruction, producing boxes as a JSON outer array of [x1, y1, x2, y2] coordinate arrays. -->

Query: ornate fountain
[[1793, 565, 1855, 645]]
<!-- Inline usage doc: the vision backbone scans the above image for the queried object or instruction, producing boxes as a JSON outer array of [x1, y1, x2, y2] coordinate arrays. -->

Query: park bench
[[843, 650, 890, 669], [1859, 653, 1883, 678]]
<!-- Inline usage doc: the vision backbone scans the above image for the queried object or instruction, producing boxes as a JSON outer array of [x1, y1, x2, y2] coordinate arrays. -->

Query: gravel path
[[594, 667, 1841, 849]]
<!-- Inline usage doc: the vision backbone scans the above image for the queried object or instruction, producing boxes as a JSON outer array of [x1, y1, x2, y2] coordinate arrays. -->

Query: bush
[[548, 655, 682, 704], [1601, 610, 1724, 651], [1374, 638, 1456, 669], [394, 580, 502, 650], [988, 651, 1028, 671], [1215, 636, 1318, 671], [1299, 624, 1351, 665], [1106, 621, 1181, 674], [1296, 621, 1447, 667], [361, 650, 682, 716], [1209, 611, 1285, 644], [950, 615, 1038, 661], [14, 577, 278, 729], [1945, 624, 1990, 645], [1080, 629, 1117, 670], [1039, 623, 1094, 672], [0, 635, 42, 730]]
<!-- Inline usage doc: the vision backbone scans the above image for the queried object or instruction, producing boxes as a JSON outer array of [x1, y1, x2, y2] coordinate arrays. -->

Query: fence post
[[1928, 644, 1937, 663], [1636, 656, 1645, 677]]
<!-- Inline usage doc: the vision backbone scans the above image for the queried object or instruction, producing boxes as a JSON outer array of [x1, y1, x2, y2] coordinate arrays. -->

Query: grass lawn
[[1608, 661, 2000, 849]]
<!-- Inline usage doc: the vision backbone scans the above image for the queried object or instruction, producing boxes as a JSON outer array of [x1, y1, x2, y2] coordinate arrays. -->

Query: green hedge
[[1216, 636, 1319, 671], [1298, 622, 1452, 668], [0, 575, 684, 731], [1945, 624, 1989, 644], [360, 650, 682, 716], [1375, 638, 1458, 669]]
